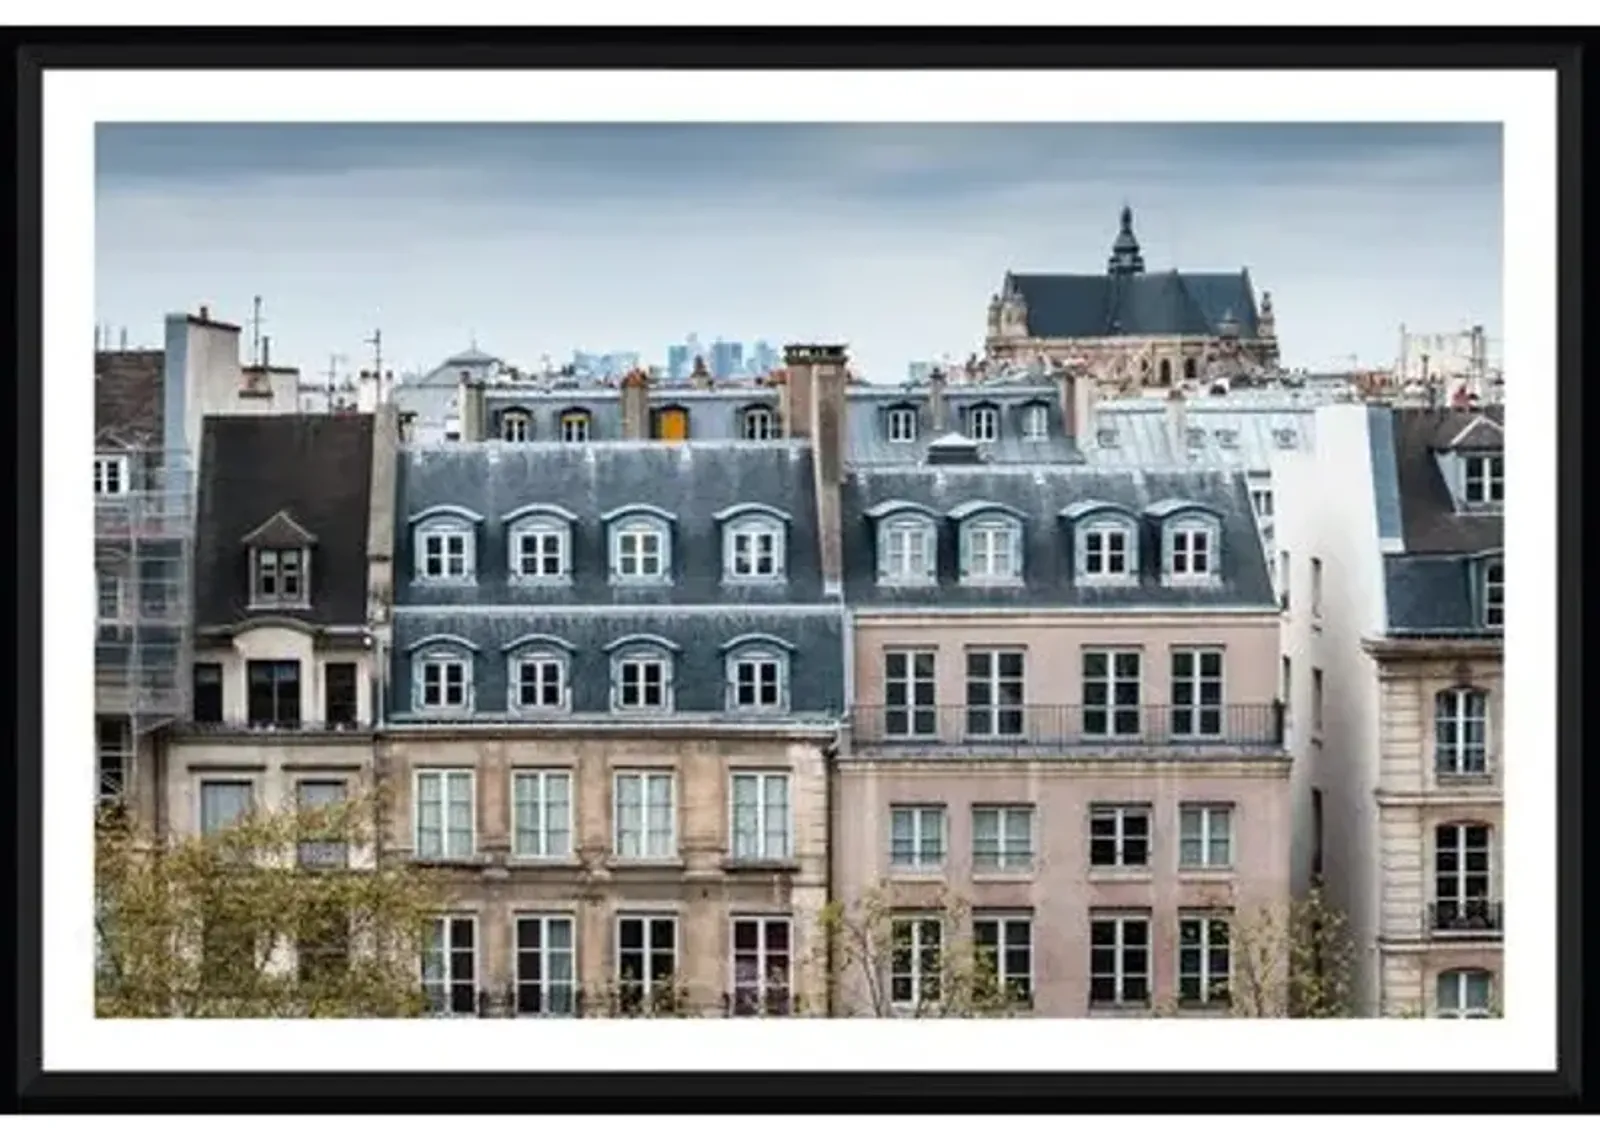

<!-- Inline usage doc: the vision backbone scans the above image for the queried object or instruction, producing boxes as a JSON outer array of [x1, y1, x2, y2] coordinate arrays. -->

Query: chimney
[[457, 368, 486, 442], [787, 344, 849, 596], [620, 367, 651, 439], [779, 347, 814, 439], [261, 336, 271, 368], [1166, 386, 1188, 452], [1066, 370, 1098, 441], [198, 305, 210, 323], [927, 367, 949, 433], [690, 354, 713, 390]]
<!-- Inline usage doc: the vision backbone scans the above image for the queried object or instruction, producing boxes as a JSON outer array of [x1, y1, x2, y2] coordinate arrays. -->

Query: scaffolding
[[95, 446, 194, 810]]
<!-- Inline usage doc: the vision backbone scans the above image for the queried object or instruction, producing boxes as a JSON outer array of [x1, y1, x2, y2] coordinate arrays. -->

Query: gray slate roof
[[841, 466, 1274, 609], [1007, 269, 1261, 340], [845, 385, 1086, 467], [485, 387, 780, 443], [194, 414, 375, 628]]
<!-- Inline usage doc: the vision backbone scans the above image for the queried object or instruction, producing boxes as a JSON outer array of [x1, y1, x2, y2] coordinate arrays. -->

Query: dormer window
[[501, 410, 532, 442], [1096, 427, 1121, 449], [723, 635, 795, 714], [716, 504, 790, 584], [504, 636, 575, 715], [1273, 428, 1298, 449], [241, 510, 317, 608], [409, 637, 478, 715], [887, 406, 919, 444], [1482, 559, 1503, 628], [960, 518, 1022, 584], [967, 404, 1000, 442], [1080, 523, 1134, 581], [94, 454, 129, 496], [504, 505, 578, 583], [1168, 520, 1215, 580], [604, 507, 675, 584], [1021, 404, 1049, 442], [878, 517, 936, 585], [741, 406, 778, 441], [559, 409, 591, 443], [606, 637, 678, 714], [1464, 454, 1504, 508]]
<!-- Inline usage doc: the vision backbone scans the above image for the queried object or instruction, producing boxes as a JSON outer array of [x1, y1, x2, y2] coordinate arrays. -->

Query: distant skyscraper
[[711, 340, 743, 380], [666, 344, 690, 381]]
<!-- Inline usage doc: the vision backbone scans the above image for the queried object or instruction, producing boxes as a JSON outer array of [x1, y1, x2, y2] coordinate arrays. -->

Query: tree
[[95, 790, 444, 1018], [1221, 885, 1357, 1018]]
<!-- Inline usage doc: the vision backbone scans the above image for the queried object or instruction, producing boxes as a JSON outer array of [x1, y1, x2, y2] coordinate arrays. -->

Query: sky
[[94, 122, 1503, 383]]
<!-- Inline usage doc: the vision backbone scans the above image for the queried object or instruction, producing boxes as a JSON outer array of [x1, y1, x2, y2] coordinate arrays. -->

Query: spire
[[1107, 203, 1145, 276]]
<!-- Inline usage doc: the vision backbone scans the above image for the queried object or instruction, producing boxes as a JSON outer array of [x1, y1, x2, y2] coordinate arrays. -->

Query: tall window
[[1250, 486, 1274, 521], [972, 806, 1034, 872], [883, 649, 936, 738], [515, 915, 576, 1016], [1463, 454, 1503, 507], [1021, 404, 1049, 441], [324, 662, 358, 727], [560, 410, 591, 442], [1436, 969, 1494, 1018], [421, 916, 477, 1016], [94, 454, 129, 496], [1089, 914, 1151, 1006], [728, 652, 786, 712], [967, 405, 999, 442], [97, 571, 125, 624], [512, 526, 567, 579], [961, 520, 1020, 583], [1179, 804, 1233, 869], [199, 780, 253, 836], [1089, 805, 1150, 868], [727, 522, 784, 580], [613, 524, 667, 581], [613, 652, 671, 712], [192, 663, 223, 724], [973, 916, 1033, 1006], [1080, 524, 1132, 579], [1083, 649, 1142, 738], [511, 770, 572, 859], [880, 519, 935, 584], [890, 916, 944, 1010], [295, 779, 348, 868], [417, 527, 473, 581], [731, 916, 792, 1016], [1168, 522, 1213, 578], [886, 406, 918, 444], [414, 769, 475, 859], [416, 654, 471, 712], [1170, 648, 1224, 739], [1434, 687, 1489, 776], [730, 772, 790, 861], [616, 916, 678, 1013], [614, 771, 676, 859], [296, 902, 350, 988], [1310, 557, 1324, 618], [890, 805, 946, 870], [1312, 667, 1324, 734], [741, 407, 778, 441], [501, 411, 531, 442], [1434, 823, 1494, 931], [965, 649, 1024, 738], [1483, 560, 1504, 628], [1177, 914, 1232, 1007], [245, 660, 300, 728], [97, 717, 131, 807], [511, 654, 568, 713]]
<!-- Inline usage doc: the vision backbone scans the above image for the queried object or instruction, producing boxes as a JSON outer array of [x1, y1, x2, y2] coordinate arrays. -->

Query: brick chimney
[[457, 368, 486, 442], [927, 366, 949, 432], [1059, 368, 1098, 441], [785, 344, 849, 596], [620, 367, 651, 439]]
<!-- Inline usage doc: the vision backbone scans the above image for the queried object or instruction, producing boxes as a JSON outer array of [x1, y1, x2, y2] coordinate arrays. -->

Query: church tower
[[1107, 205, 1146, 276]]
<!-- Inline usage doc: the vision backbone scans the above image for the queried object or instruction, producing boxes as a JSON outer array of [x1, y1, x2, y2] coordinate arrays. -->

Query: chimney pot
[[199, 305, 209, 321]]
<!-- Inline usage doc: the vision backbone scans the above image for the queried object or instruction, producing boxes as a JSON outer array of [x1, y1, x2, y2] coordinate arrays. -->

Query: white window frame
[[1249, 485, 1274, 521], [1434, 822, 1494, 925], [510, 770, 573, 859], [1079, 522, 1135, 582], [198, 777, 256, 836], [415, 523, 475, 583], [421, 915, 479, 1017], [972, 805, 1034, 872], [509, 522, 569, 581], [413, 652, 473, 714], [611, 650, 674, 713], [889, 915, 945, 1012], [1021, 403, 1049, 441], [964, 647, 1025, 739], [611, 520, 670, 583], [1170, 647, 1225, 740], [97, 569, 126, 626], [960, 517, 1022, 584], [1089, 804, 1151, 869], [879, 517, 936, 585], [1483, 559, 1504, 628], [966, 404, 1000, 442], [1177, 913, 1232, 1007], [1179, 804, 1233, 869], [730, 915, 793, 1015], [886, 406, 919, 444], [513, 913, 577, 1017], [1165, 517, 1216, 581], [1436, 969, 1494, 1018], [501, 411, 532, 442], [883, 648, 937, 739], [741, 406, 778, 441], [729, 772, 792, 861], [251, 546, 309, 607], [1089, 913, 1151, 1007], [509, 652, 570, 714], [889, 804, 947, 870], [724, 519, 786, 582], [613, 770, 677, 859], [615, 914, 679, 1008], [413, 768, 476, 860], [94, 454, 129, 496], [727, 650, 789, 714], [560, 410, 592, 442], [1434, 687, 1490, 776], [1463, 453, 1504, 507], [973, 914, 1033, 1005], [1082, 648, 1143, 739]]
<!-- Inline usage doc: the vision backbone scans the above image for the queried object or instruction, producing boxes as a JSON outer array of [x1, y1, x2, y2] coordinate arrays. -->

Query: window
[[617, 916, 678, 1013], [1483, 560, 1504, 628], [1089, 914, 1151, 1006], [613, 652, 672, 713], [731, 916, 792, 1015], [1279, 551, 1291, 605], [614, 771, 676, 859], [1089, 805, 1150, 868], [414, 769, 475, 859], [1171, 648, 1224, 739], [1436, 969, 1494, 1018], [1021, 404, 1049, 441], [511, 526, 567, 580], [1250, 487, 1274, 520], [1463, 454, 1503, 507], [1167, 521, 1214, 579], [245, 660, 301, 728], [887, 406, 918, 444], [890, 805, 946, 869], [416, 526, 473, 582], [1215, 428, 1239, 449], [97, 571, 125, 625], [252, 547, 308, 606], [965, 648, 1024, 738], [199, 780, 253, 836], [972, 806, 1033, 872], [1096, 427, 1121, 449], [652, 406, 690, 441], [1434, 687, 1489, 776], [613, 522, 668, 582], [97, 717, 131, 807], [560, 410, 591, 442], [1312, 668, 1324, 734], [515, 915, 576, 1016], [511, 771, 572, 859], [884, 649, 936, 738], [974, 916, 1033, 1005], [323, 662, 358, 728], [1179, 805, 1233, 869], [398, 412, 417, 442], [94, 454, 129, 496], [961, 519, 1021, 583], [415, 654, 472, 713], [1080, 524, 1132, 580], [741, 407, 778, 441], [1311, 788, 1325, 880], [890, 916, 944, 1010], [296, 779, 348, 868], [511, 654, 568, 713], [726, 521, 785, 581], [421, 916, 478, 1016], [1281, 654, 1293, 728], [296, 903, 350, 987], [730, 773, 791, 861], [501, 410, 531, 442], [1273, 428, 1298, 449], [967, 404, 999, 442], [1178, 914, 1232, 1007], [192, 663, 223, 724], [728, 652, 787, 712], [1083, 649, 1142, 738], [880, 519, 936, 584], [1434, 823, 1495, 931]]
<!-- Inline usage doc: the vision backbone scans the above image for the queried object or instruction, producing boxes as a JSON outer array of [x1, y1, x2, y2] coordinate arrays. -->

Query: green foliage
[[1226, 885, 1357, 1018]]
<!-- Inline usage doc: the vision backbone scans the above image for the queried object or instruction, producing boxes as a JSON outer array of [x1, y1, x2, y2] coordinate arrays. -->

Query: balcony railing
[[849, 703, 1284, 751], [1427, 899, 1504, 939], [183, 718, 368, 736]]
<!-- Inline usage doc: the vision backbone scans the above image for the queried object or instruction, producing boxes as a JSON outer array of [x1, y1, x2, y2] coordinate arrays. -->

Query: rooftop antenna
[[324, 353, 345, 413], [364, 328, 384, 402], [249, 295, 265, 367], [119, 327, 128, 350]]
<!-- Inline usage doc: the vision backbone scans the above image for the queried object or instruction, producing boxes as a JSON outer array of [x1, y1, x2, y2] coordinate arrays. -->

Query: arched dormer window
[[740, 404, 779, 441], [1144, 500, 1223, 585], [1019, 401, 1050, 442], [1433, 686, 1489, 777], [965, 402, 1000, 443], [502, 503, 578, 583], [1059, 500, 1140, 585], [558, 407, 591, 443], [602, 505, 676, 585], [410, 506, 484, 584], [721, 634, 795, 714], [503, 634, 576, 715], [714, 503, 791, 583], [948, 501, 1026, 585], [500, 408, 533, 442], [604, 635, 678, 714], [408, 634, 478, 715], [865, 500, 938, 586], [885, 403, 920, 445]]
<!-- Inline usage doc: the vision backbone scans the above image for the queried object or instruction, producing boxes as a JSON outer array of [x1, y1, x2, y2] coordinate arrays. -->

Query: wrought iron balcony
[[182, 718, 368, 736], [849, 703, 1284, 753], [1427, 899, 1504, 938]]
